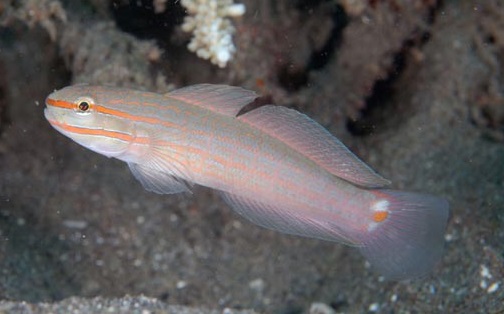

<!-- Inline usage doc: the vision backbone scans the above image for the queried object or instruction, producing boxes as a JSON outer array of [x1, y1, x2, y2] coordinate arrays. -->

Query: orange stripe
[[47, 98, 327, 213], [95, 105, 166, 125], [107, 98, 183, 114], [171, 140, 325, 206], [46, 98, 177, 128], [48, 119, 149, 144], [46, 98, 74, 109]]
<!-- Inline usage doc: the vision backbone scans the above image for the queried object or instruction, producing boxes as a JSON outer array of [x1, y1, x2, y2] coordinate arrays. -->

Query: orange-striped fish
[[44, 84, 449, 280]]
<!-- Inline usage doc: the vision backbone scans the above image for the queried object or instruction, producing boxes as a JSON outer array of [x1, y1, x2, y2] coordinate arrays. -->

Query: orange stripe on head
[[94, 105, 170, 126], [107, 99, 183, 114], [46, 98, 75, 110], [48, 119, 150, 144], [47, 97, 177, 129]]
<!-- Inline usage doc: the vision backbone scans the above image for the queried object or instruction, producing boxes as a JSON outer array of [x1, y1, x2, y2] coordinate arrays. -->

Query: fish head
[[45, 84, 134, 158]]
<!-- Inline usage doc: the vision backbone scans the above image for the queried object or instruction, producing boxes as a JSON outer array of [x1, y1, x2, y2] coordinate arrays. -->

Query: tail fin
[[359, 190, 449, 280]]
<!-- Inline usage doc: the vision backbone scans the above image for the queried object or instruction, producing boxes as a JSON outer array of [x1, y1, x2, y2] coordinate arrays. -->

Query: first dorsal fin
[[238, 105, 391, 188], [166, 84, 258, 117]]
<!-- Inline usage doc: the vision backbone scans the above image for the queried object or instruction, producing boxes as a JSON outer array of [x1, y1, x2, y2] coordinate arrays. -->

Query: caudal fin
[[359, 190, 449, 280]]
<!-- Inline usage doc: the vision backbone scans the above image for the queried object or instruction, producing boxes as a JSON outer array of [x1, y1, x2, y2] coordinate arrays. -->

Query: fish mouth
[[44, 107, 73, 134], [44, 110, 67, 135], [44, 107, 64, 128], [43, 107, 54, 122]]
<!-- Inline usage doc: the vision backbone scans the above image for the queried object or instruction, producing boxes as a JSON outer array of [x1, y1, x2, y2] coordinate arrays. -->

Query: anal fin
[[221, 192, 355, 245]]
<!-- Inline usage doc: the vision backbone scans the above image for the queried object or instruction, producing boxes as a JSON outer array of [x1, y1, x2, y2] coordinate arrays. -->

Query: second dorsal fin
[[166, 84, 258, 117], [238, 105, 391, 188]]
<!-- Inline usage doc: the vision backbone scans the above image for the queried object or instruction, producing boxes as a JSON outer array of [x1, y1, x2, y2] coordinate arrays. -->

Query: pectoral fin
[[127, 129, 193, 194], [128, 163, 191, 194]]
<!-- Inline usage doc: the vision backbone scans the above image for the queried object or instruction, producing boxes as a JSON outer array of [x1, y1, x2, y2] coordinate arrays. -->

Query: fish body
[[45, 84, 449, 280]]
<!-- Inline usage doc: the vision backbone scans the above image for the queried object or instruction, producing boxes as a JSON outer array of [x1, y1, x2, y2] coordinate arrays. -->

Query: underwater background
[[0, 0, 503, 313]]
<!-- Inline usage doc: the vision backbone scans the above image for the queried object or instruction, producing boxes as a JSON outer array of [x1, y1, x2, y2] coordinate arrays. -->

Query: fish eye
[[78, 101, 90, 112], [74, 97, 94, 114]]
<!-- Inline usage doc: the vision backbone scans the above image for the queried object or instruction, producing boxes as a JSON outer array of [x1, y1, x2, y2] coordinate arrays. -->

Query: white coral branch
[[181, 0, 245, 68]]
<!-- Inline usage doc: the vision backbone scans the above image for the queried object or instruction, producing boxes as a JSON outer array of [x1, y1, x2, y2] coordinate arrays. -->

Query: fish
[[44, 84, 449, 280]]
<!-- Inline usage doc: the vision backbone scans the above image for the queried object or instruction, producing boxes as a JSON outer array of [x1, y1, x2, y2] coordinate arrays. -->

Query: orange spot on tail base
[[373, 211, 389, 222]]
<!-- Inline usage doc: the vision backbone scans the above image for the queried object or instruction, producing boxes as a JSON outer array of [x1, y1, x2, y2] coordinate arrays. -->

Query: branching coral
[[0, 0, 67, 41], [181, 0, 245, 68]]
